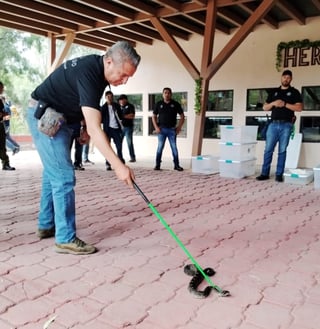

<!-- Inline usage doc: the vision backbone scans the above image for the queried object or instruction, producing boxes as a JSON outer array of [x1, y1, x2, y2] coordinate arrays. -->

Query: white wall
[[112, 17, 320, 168]]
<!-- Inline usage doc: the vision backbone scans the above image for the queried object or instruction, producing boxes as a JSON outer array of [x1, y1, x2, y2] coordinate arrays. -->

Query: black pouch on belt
[[34, 100, 49, 119]]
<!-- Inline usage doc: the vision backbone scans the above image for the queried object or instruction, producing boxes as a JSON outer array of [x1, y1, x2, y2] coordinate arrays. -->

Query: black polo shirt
[[267, 86, 302, 121], [153, 100, 183, 128], [31, 55, 108, 123], [121, 103, 135, 127]]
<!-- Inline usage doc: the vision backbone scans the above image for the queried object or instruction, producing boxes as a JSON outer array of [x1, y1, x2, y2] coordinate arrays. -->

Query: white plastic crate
[[284, 169, 314, 185], [220, 125, 258, 143], [192, 155, 219, 174], [219, 142, 256, 161], [314, 165, 320, 189], [219, 158, 256, 179]]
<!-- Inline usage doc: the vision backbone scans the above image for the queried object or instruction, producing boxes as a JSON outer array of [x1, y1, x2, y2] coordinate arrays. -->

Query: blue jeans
[[27, 105, 76, 244], [82, 143, 90, 161], [156, 127, 180, 167], [261, 121, 293, 176], [5, 126, 20, 151], [123, 126, 135, 160]]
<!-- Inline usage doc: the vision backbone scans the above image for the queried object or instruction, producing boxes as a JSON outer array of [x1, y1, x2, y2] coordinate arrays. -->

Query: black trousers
[[0, 122, 9, 166], [104, 127, 124, 167]]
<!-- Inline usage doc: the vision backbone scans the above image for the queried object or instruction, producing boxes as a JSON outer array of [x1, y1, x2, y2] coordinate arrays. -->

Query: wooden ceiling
[[0, 0, 320, 51]]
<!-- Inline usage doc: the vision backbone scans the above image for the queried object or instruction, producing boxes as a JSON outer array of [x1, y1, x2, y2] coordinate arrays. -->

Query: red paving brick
[[1, 149, 320, 329]]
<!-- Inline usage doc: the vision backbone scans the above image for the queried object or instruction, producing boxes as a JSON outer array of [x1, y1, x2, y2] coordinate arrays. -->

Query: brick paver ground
[[1, 148, 319, 329]]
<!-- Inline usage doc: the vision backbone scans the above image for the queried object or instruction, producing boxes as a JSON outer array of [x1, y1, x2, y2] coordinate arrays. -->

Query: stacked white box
[[313, 165, 320, 189], [219, 125, 258, 178], [219, 142, 257, 161], [219, 159, 256, 178], [220, 125, 258, 143], [192, 155, 219, 174], [284, 169, 314, 185]]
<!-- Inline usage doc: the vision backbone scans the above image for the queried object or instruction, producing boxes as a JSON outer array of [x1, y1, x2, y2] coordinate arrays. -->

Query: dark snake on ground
[[184, 264, 216, 298], [184, 264, 231, 298]]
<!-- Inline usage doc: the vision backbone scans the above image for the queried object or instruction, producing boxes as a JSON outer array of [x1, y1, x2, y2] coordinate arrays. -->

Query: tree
[[0, 28, 45, 100], [0, 27, 102, 134]]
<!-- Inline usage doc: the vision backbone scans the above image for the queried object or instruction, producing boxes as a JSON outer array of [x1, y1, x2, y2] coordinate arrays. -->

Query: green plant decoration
[[276, 39, 320, 71], [194, 78, 202, 115]]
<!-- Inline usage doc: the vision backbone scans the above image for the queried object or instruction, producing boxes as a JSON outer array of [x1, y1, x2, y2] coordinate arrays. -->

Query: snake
[[184, 264, 216, 298], [184, 264, 231, 298]]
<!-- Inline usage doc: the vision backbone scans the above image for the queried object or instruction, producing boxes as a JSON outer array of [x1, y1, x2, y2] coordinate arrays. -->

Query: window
[[133, 118, 143, 136], [301, 86, 320, 111], [300, 116, 320, 142], [207, 90, 233, 111], [246, 116, 269, 141], [203, 116, 232, 139], [246, 88, 273, 111]]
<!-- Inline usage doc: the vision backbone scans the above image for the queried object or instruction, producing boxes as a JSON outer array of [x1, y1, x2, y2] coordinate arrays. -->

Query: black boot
[[3, 164, 15, 170]]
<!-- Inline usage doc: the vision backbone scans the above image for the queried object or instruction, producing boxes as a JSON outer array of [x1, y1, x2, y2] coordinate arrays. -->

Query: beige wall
[[113, 17, 320, 168]]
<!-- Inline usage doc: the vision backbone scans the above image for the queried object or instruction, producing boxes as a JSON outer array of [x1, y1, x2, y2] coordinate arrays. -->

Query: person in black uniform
[[256, 70, 303, 182], [27, 41, 140, 255], [0, 82, 15, 171], [152, 87, 185, 171], [101, 90, 124, 170], [118, 94, 136, 162]]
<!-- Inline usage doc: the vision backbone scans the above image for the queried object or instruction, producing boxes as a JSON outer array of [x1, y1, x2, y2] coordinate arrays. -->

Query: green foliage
[[0, 28, 45, 93], [276, 38, 320, 71], [194, 78, 202, 114], [0, 27, 102, 135]]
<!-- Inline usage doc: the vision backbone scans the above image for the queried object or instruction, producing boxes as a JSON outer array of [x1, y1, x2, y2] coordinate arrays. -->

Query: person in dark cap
[[256, 70, 303, 182], [118, 94, 136, 162]]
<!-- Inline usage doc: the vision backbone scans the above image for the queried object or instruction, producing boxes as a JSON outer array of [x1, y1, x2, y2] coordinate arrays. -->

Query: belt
[[272, 120, 291, 123]]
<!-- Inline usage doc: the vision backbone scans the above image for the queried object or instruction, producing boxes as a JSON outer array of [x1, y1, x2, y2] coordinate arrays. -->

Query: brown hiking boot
[[37, 227, 55, 239], [55, 237, 97, 255]]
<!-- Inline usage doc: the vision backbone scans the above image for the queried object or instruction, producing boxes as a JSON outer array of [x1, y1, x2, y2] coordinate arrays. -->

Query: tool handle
[[133, 181, 150, 204]]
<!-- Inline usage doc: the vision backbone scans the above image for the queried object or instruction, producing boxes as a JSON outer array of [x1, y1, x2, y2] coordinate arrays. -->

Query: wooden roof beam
[[276, 0, 306, 25], [151, 0, 181, 12], [238, 3, 278, 29], [150, 16, 199, 79], [0, 10, 69, 34], [139, 21, 191, 40], [49, 32, 75, 73], [76, 0, 135, 20], [205, 0, 279, 80], [217, 0, 257, 6], [83, 30, 131, 44], [100, 27, 153, 45], [121, 24, 164, 41], [74, 33, 114, 48], [192, 0, 218, 156], [117, 1, 158, 15], [35, 0, 115, 25], [163, 17, 204, 35], [0, 18, 60, 36], [0, 0, 93, 28], [311, 0, 320, 11], [70, 39, 107, 51], [218, 7, 246, 26]]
